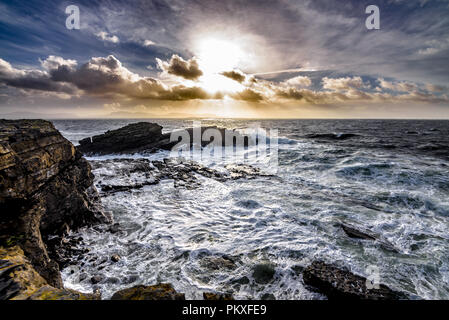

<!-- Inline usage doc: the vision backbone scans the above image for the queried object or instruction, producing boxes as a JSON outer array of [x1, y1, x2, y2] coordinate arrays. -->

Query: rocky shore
[[0, 120, 410, 300]]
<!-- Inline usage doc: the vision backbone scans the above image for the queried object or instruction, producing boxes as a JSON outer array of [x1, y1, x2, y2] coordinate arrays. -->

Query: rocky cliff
[[0, 119, 110, 294]]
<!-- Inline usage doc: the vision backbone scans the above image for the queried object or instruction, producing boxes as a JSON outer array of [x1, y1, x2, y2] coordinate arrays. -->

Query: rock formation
[[302, 261, 408, 300], [78, 122, 253, 156], [0, 119, 110, 297], [110, 283, 185, 300]]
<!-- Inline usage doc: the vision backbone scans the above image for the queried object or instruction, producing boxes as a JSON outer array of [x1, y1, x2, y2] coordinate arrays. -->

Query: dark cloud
[[1, 55, 211, 101], [0, 58, 77, 94], [231, 88, 264, 102], [221, 70, 246, 83], [156, 54, 203, 80]]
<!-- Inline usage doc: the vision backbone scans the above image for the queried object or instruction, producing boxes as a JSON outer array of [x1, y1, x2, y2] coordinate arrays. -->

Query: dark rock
[[111, 254, 121, 263], [260, 293, 276, 300], [252, 263, 276, 284], [0, 120, 110, 288], [78, 122, 163, 155], [110, 283, 185, 300], [305, 133, 359, 140], [200, 256, 237, 271], [232, 276, 250, 285], [78, 122, 255, 156], [291, 265, 304, 275], [203, 292, 234, 300], [105, 277, 120, 284], [90, 275, 103, 284], [341, 224, 377, 241], [108, 223, 120, 234], [303, 261, 408, 300], [341, 224, 399, 252]]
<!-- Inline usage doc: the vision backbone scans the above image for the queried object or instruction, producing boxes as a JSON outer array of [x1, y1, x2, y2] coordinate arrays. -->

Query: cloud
[[231, 88, 264, 102], [221, 70, 246, 83], [322, 77, 369, 91], [156, 54, 203, 80], [0, 58, 78, 94], [1, 55, 211, 101], [96, 31, 120, 43], [40, 56, 77, 71], [282, 75, 312, 87], [378, 78, 419, 92], [0, 55, 448, 108], [143, 40, 156, 47]]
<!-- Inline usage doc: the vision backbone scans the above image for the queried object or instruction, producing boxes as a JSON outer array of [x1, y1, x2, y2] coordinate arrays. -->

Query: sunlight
[[199, 73, 244, 94], [196, 38, 245, 74]]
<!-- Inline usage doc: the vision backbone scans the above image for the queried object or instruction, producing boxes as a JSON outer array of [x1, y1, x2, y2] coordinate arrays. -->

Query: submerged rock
[[0, 120, 110, 288], [304, 133, 359, 140], [111, 254, 121, 263], [110, 283, 185, 300], [341, 224, 399, 252], [252, 263, 276, 284], [200, 256, 238, 271], [341, 224, 377, 240], [303, 261, 408, 300], [203, 292, 234, 300]]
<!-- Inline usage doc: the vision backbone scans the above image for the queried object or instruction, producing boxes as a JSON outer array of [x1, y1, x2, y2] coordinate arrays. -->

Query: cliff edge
[[0, 119, 110, 295]]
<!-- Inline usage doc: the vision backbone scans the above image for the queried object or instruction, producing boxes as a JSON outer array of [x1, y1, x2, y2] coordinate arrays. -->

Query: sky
[[0, 0, 448, 119]]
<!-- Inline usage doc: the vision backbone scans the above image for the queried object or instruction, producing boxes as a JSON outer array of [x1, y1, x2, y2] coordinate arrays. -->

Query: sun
[[195, 38, 245, 74], [192, 37, 248, 94]]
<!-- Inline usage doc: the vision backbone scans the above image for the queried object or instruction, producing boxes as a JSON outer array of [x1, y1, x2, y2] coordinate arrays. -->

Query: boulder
[[252, 263, 276, 284], [303, 261, 408, 300], [110, 283, 185, 300], [203, 292, 234, 300], [0, 119, 110, 288]]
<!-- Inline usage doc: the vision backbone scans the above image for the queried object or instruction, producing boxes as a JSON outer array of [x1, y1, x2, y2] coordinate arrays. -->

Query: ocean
[[53, 119, 449, 299]]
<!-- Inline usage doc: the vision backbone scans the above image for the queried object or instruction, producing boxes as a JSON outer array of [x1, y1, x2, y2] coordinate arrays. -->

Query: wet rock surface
[[302, 261, 408, 300], [341, 224, 399, 253], [91, 158, 268, 194], [252, 263, 276, 284], [27, 285, 100, 300], [0, 120, 110, 288], [110, 283, 185, 300], [203, 292, 234, 300]]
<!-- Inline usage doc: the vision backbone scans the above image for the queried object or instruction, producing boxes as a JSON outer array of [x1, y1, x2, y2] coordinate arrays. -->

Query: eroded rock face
[[0, 246, 99, 300], [110, 283, 185, 300], [0, 120, 110, 288], [303, 261, 408, 300]]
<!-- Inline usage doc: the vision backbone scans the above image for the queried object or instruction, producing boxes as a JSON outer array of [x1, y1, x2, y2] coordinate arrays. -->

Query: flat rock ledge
[[302, 261, 408, 300]]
